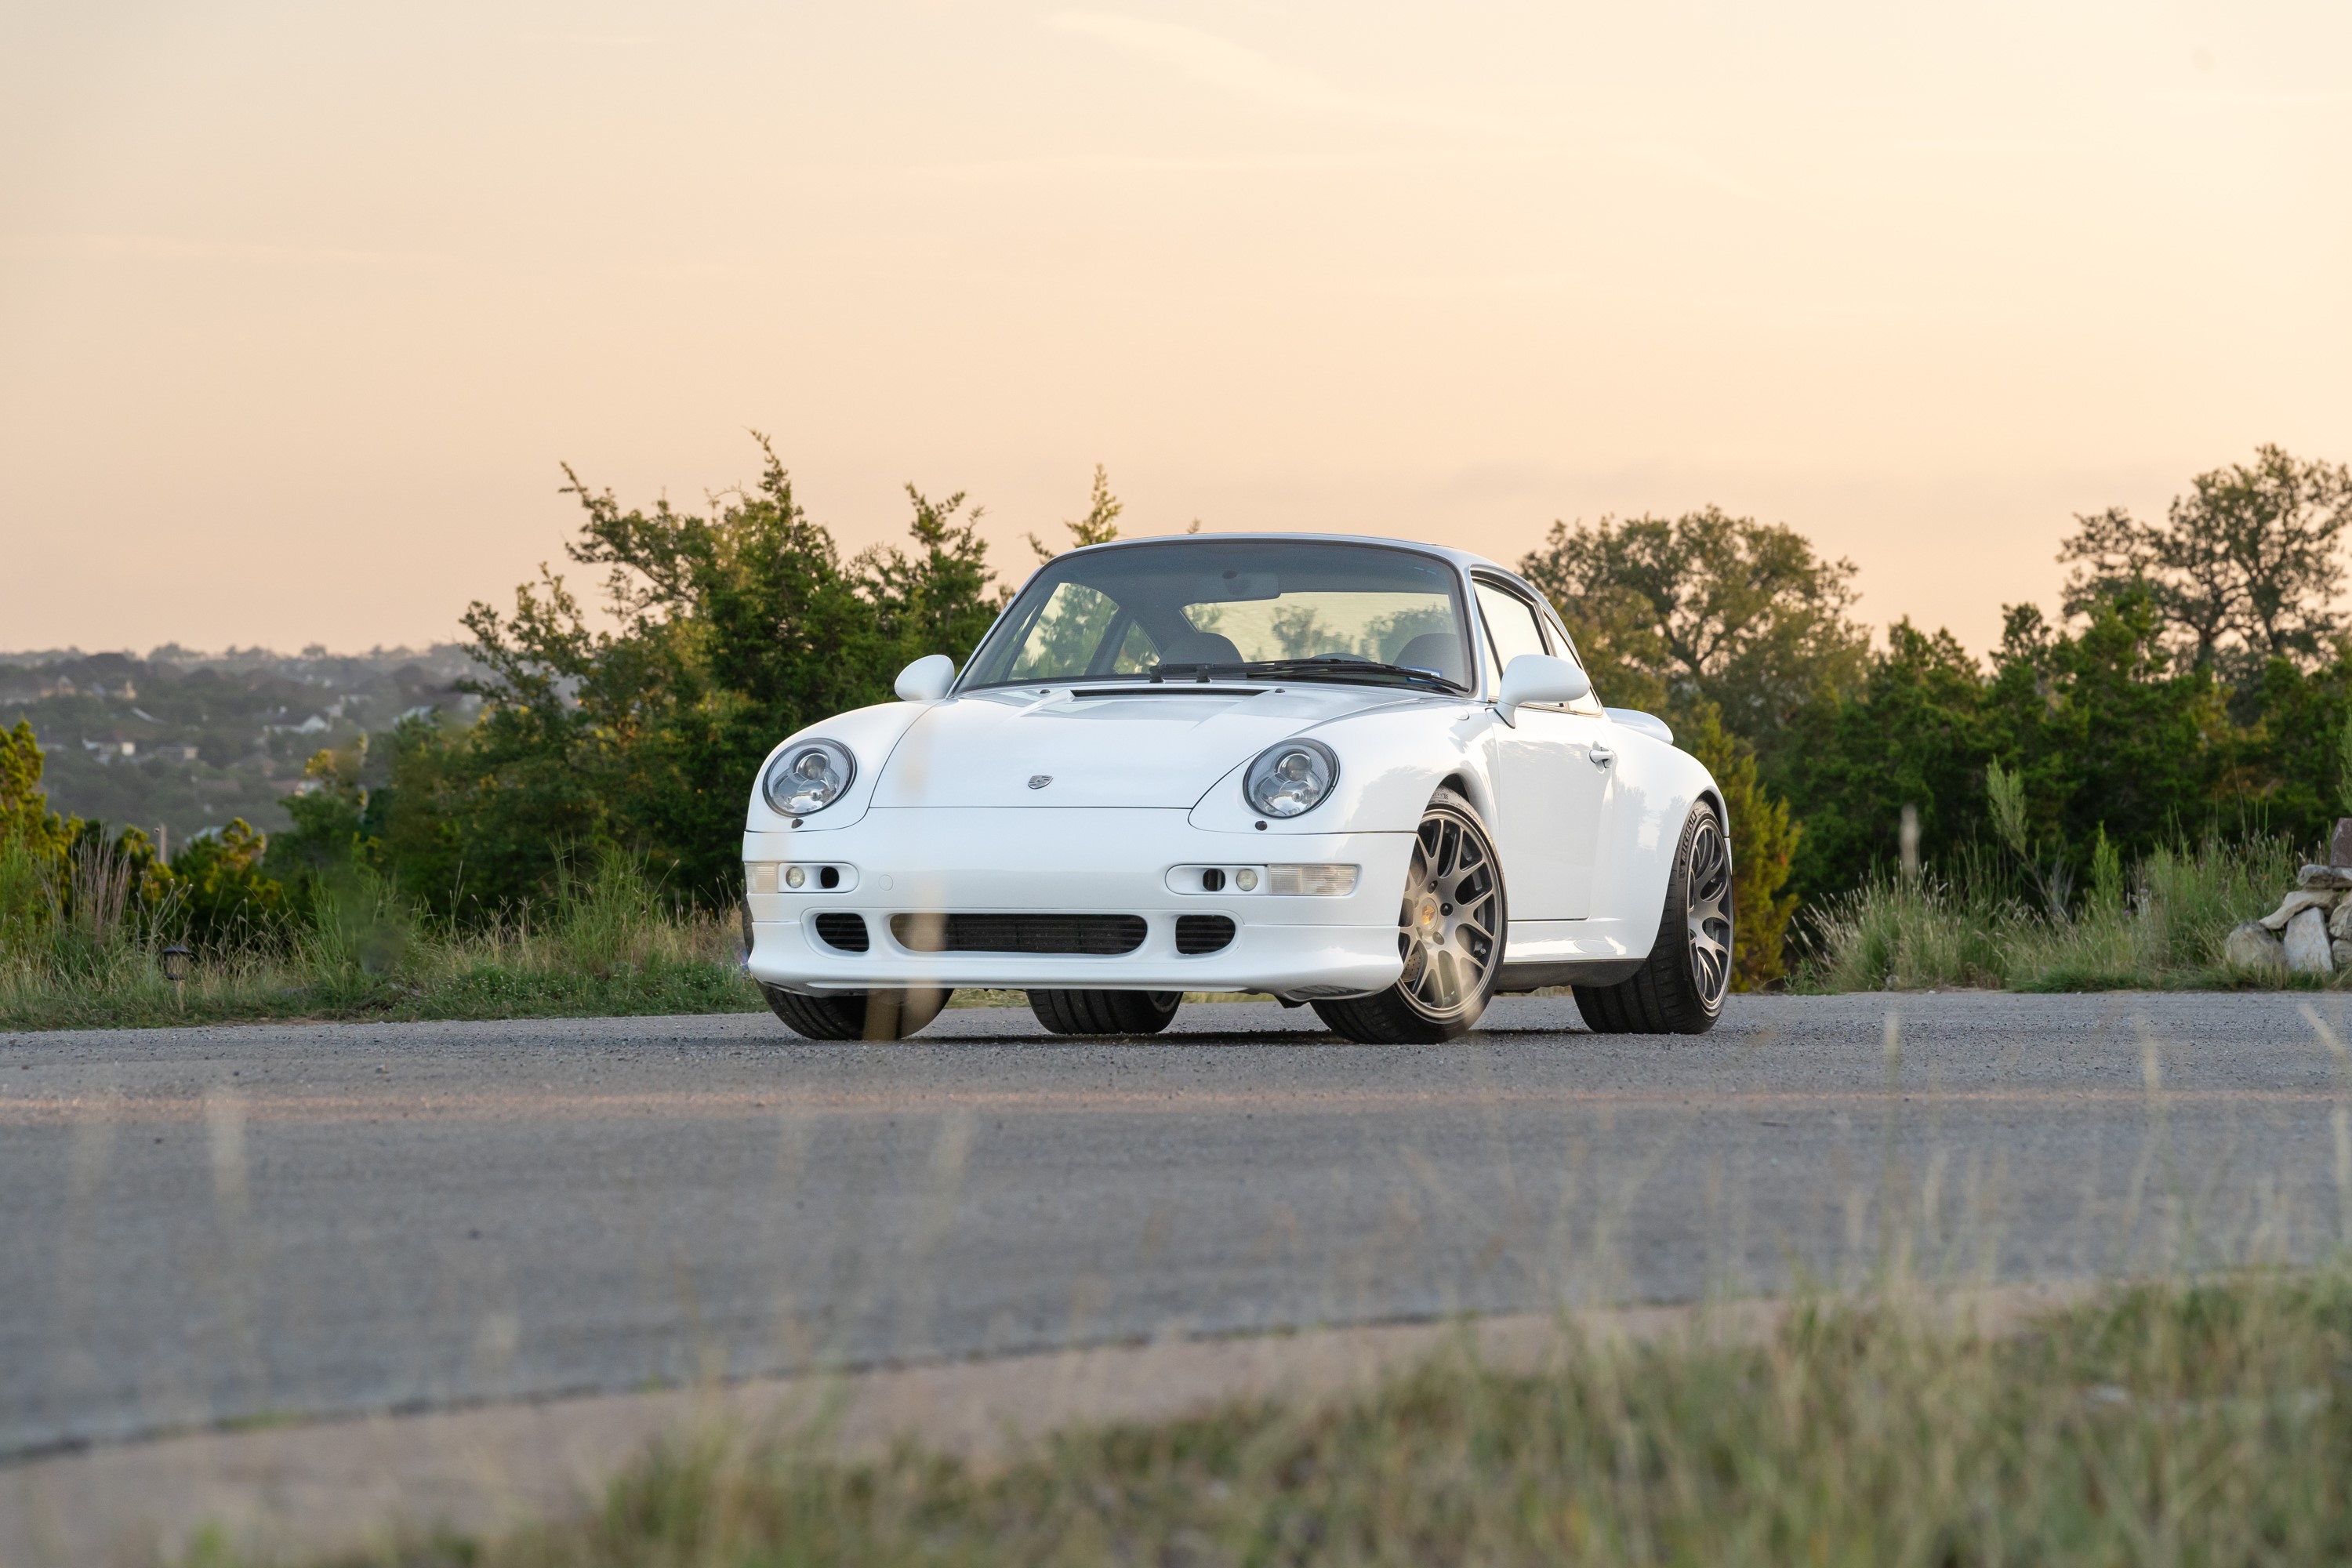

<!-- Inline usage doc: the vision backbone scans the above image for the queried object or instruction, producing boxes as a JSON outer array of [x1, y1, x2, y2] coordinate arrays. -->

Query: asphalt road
[[5, 991, 2352, 1461]]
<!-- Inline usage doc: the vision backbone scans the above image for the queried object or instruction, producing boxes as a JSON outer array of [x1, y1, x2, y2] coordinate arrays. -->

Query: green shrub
[[1804, 834, 2303, 992]]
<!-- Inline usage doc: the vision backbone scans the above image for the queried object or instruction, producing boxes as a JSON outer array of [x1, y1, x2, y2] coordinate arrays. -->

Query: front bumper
[[742, 808, 1412, 996]]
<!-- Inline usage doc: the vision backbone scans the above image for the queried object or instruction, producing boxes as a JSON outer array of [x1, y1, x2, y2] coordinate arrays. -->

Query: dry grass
[[0, 853, 761, 1031], [1804, 836, 2307, 993], [231, 1269, 2352, 1568]]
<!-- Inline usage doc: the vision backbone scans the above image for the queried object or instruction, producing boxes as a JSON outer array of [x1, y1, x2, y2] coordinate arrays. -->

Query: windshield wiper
[[1148, 656, 1463, 692]]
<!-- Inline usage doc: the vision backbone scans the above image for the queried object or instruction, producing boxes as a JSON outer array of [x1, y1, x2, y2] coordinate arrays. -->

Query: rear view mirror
[[1495, 654, 1592, 726], [894, 654, 955, 702]]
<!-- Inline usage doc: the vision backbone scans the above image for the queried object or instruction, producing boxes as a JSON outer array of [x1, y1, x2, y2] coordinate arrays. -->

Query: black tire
[[762, 985, 949, 1041], [1573, 799, 1732, 1035], [1027, 989, 1183, 1036], [1313, 788, 1505, 1044]]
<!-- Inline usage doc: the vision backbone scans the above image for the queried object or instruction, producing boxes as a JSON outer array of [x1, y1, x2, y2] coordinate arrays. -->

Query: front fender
[[1592, 721, 1719, 925], [1185, 702, 1497, 836], [740, 699, 939, 837]]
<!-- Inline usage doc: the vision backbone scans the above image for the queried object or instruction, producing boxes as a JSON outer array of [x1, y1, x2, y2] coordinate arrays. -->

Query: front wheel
[[1573, 799, 1732, 1034], [1027, 989, 1182, 1036], [1313, 788, 1505, 1044], [763, 986, 949, 1041]]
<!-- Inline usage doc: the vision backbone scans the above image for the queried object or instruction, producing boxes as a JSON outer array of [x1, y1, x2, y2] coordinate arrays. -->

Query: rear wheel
[[1313, 788, 1504, 1044], [1573, 799, 1732, 1034], [1028, 989, 1183, 1036], [763, 986, 949, 1041]]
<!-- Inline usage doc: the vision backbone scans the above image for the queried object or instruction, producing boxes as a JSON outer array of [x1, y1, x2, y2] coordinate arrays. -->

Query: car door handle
[[1588, 745, 1615, 769]]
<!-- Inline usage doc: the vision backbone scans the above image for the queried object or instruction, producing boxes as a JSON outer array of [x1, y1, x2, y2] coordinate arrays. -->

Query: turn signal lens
[[1269, 863, 1359, 896], [1244, 739, 1338, 818], [764, 739, 856, 815]]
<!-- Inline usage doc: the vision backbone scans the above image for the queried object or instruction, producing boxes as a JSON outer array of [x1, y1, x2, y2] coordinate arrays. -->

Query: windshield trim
[[953, 539, 1474, 696]]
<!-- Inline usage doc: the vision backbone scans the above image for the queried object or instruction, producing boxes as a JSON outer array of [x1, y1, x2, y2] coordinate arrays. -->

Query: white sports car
[[741, 534, 1733, 1043]]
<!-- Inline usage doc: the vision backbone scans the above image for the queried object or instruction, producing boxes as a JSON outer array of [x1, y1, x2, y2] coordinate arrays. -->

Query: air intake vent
[[890, 913, 1147, 955], [812, 913, 869, 953], [1174, 915, 1236, 955]]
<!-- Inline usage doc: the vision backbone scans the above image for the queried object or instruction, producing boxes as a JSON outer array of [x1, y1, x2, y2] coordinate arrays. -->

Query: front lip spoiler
[[746, 915, 1405, 998]]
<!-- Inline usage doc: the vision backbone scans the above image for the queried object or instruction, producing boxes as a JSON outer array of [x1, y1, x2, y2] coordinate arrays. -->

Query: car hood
[[869, 684, 1429, 809]]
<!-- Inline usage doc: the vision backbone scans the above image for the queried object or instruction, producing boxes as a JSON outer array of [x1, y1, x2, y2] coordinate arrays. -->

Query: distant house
[[82, 735, 136, 762], [155, 743, 200, 764]]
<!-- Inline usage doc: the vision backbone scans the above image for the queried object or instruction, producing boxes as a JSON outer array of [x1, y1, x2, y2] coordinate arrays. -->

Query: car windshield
[[959, 539, 1473, 691]]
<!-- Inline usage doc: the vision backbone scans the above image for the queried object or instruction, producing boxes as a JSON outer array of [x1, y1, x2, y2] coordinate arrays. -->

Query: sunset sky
[[4, 1, 2347, 657]]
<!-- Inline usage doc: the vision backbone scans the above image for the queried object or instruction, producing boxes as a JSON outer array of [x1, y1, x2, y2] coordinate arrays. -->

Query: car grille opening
[[1174, 915, 1236, 955], [812, 913, 869, 953], [890, 913, 1147, 955]]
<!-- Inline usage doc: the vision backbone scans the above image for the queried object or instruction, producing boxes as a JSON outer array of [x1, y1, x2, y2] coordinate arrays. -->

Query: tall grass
[[0, 851, 761, 1032], [1805, 834, 2307, 992], [256, 1269, 2352, 1568]]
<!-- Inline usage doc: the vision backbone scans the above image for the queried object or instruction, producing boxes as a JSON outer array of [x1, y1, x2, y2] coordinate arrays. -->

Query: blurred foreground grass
[[239, 1269, 2352, 1567]]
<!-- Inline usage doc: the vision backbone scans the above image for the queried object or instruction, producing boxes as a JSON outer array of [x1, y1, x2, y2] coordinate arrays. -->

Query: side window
[[1538, 605, 1604, 713], [1474, 581, 1549, 690]]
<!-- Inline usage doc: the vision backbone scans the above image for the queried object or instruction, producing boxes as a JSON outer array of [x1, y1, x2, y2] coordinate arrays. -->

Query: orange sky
[[4, 2, 2347, 657]]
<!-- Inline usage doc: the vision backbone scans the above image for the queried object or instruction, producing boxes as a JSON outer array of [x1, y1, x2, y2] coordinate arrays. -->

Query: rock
[[2333, 817, 2352, 868], [2258, 888, 2338, 931], [2300, 864, 2352, 890], [2333, 901, 2352, 940], [2226, 921, 2287, 971], [2285, 906, 2334, 975], [2334, 938, 2352, 968]]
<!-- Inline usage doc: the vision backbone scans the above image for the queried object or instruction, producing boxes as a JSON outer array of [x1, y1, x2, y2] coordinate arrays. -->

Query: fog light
[[1235, 868, 1258, 891], [784, 865, 807, 889], [1269, 863, 1358, 896]]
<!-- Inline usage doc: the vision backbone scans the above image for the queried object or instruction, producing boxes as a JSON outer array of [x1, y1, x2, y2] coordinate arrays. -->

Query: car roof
[[1054, 532, 1537, 591]]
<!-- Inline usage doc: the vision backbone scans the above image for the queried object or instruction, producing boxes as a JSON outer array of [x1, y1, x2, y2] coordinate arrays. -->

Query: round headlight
[[1245, 739, 1338, 819], [764, 739, 856, 816]]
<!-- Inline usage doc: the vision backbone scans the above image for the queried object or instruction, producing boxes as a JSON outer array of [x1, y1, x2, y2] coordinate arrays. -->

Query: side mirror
[[894, 654, 956, 702], [1495, 654, 1592, 727]]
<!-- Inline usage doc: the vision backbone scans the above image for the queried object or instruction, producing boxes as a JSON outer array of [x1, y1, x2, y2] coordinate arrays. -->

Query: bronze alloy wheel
[[1313, 789, 1504, 1044], [1684, 807, 1733, 1008], [1572, 798, 1732, 1035]]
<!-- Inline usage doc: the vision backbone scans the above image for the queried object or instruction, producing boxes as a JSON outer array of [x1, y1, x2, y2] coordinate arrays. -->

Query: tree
[[1773, 621, 1988, 903], [0, 720, 68, 858], [1, 720, 71, 947], [173, 818, 285, 948], [2060, 445, 2352, 676], [1777, 590, 2231, 905], [1682, 702, 1800, 989], [383, 437, 1007, 913], [1518, 507, 1868, 755], [1980, 593, 2228, 864], [1029, 463, 1124, 562]]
